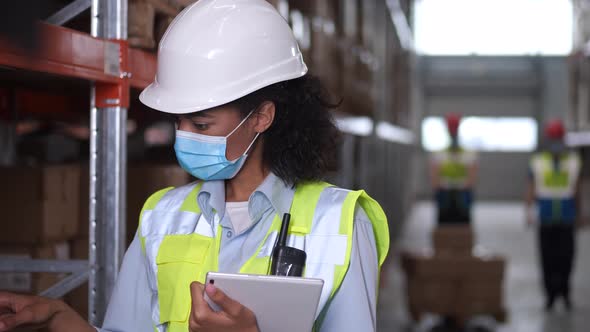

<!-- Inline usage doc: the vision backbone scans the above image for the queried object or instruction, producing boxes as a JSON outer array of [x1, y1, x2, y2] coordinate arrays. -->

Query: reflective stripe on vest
[[138, 181, 389, 332], [530, 152, 581, 199]]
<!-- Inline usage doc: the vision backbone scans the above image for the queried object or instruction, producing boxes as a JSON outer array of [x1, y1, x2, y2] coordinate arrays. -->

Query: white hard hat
[[139, 0, 308, 114]]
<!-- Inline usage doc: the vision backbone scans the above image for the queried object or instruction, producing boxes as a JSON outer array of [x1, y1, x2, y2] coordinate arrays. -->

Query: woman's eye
[[193, 123, 209, 130]]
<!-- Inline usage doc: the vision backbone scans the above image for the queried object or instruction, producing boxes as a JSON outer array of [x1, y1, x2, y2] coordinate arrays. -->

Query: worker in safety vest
[[430, 113, 477, 224], [526, 119, 582, 311], [0, 1, 389, 331]]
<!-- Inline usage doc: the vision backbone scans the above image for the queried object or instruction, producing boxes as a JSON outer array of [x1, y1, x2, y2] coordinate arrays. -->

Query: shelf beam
[[0, 22, 155, 90], [0, 258, 87, 273], [0, 23, 118, 83]]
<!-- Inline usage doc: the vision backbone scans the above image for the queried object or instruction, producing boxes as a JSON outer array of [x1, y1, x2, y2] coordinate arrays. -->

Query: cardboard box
[[407, 278, 504, 319], [402, 251, 505, 321], [407, 278, 457, 314], [128, 0, 156, 49], [402, 252, 505, 281], [457, 279, 503, 316], [0, 165, 79, 244], [433, 225, 474, 255], [78, 163, 191, 244], [0, 242, 70, 295]]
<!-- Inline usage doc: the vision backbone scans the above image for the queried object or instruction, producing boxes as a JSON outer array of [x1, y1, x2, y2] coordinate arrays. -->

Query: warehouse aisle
[[377, 201, 590, 332]]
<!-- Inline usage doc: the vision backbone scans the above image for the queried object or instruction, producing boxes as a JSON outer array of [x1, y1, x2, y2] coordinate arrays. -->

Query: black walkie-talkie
[[270, 213, 307, 276]]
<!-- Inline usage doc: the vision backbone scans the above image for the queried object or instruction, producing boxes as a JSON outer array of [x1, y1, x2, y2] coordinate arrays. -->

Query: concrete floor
[[377, 201, 590, 332]]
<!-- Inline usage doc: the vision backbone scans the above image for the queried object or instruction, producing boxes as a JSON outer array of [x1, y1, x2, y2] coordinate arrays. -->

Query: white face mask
[[174, 110, 260, 180]]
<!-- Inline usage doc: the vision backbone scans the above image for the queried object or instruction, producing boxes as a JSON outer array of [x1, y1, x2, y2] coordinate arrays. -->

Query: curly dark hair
[[230, 75, 341, 186]]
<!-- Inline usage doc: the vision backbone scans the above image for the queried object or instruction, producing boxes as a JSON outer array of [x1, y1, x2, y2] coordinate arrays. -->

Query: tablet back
[[205, 272, 324, 332]]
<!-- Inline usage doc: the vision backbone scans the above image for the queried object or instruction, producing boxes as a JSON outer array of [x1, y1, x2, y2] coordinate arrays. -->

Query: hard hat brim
[[139, 57, 308, 115]]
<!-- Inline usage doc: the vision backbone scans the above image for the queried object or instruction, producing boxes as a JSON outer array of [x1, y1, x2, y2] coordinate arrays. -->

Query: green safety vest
[[530, 151, 581, 199], [138, 181, 390, 332], [436, 148, 476, 189]]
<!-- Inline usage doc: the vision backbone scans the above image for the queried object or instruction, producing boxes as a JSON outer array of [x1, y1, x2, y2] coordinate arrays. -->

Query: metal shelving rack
[[0, 0, 156, 326]]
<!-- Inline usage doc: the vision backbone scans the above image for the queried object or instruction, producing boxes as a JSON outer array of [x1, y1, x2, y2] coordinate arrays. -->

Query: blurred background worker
[[526, 119, 583, 311], [430, 113, 478, 224]]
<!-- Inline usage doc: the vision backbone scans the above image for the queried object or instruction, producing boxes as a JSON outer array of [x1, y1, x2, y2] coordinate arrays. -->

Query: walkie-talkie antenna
[[277, 213, 291, 247]]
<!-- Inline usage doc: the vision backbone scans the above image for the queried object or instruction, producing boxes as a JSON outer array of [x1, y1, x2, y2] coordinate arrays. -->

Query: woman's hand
[[189, 282, 258, 332], [0, 292, 94, 332]]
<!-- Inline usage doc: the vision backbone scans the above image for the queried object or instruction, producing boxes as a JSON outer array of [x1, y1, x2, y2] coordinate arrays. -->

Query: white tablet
[[204, 272, 324, 332]]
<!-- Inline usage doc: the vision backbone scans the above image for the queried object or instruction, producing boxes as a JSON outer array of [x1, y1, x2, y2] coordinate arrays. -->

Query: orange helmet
[[544, 119, 565, 140], [445, 113, 461, 136]]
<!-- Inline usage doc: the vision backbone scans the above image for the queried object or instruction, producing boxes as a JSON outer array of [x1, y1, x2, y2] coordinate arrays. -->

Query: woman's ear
[[253, 101, 275, 133]]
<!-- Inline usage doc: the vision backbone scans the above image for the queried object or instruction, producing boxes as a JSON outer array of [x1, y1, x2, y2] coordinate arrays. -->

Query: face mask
[[174, 111, 260, 181]]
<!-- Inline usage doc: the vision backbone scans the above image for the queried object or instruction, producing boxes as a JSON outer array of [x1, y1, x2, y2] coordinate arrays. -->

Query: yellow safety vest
[[530, 151, 581, 199], [436, 148, 476, 189], [138, 181, 389, 332]]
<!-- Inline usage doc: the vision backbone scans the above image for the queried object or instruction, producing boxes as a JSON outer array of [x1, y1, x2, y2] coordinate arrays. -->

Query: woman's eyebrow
[[181, 111, 214, 120], [193, 111, 213, 118]]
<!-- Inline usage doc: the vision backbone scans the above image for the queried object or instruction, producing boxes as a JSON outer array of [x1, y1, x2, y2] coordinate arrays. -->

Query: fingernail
[[205, 283, 216, 295]]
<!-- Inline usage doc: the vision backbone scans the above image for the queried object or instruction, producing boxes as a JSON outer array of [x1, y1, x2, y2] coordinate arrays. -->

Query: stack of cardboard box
[[402, 225, 506, 325], [66, 163, 192, 318], [0, 165, 80, 296]]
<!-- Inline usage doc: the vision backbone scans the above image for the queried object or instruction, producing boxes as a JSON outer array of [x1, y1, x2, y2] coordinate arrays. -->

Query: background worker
[[526, 119, 583, 311], [430, 113, 478, 224]]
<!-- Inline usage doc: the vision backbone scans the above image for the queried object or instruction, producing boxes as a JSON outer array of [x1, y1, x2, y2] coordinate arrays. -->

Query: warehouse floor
[[377, 201, 590, 332]]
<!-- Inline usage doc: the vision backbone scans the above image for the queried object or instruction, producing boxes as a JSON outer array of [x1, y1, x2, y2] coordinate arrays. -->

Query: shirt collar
[[197, 179, 225, 224], [196, 172, 295, 226], [250, 172, 295, 222]]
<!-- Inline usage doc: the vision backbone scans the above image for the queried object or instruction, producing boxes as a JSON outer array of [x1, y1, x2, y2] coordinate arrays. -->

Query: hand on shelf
[[0, 292, 94, 332]]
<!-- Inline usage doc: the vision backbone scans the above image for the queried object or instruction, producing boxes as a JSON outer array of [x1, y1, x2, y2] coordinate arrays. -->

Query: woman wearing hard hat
[[0, 1, 389, 331]]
